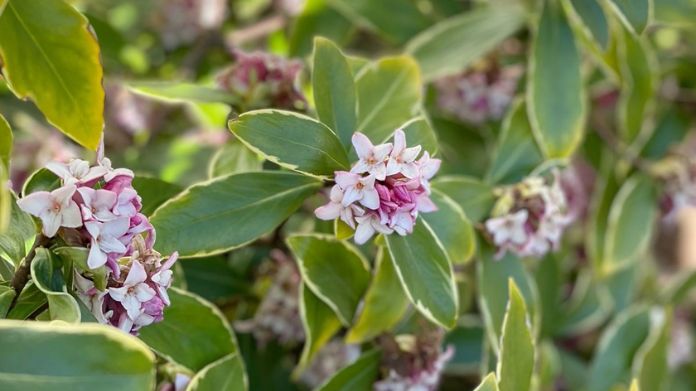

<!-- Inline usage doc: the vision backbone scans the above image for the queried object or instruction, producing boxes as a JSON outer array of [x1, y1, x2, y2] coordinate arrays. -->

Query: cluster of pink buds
[[314, 130, 441, 245], [17, 156, 177, 334], [434, 64, 522, 124], [216, 49, 306, 111], [484, 173, 573, 259]]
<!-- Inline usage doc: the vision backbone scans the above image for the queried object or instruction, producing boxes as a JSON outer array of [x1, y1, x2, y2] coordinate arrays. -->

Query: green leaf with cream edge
[[385, 220, 458, 328], [0, 0, 104, 150], [229, 109, 350, 178], [151, 171, 321, 257]]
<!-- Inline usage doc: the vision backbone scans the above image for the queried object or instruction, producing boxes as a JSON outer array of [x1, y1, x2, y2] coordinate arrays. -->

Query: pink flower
[[85, 218, 131, 269], [151, 252, 178, 306], [350, 132, 392, 180], [46, 159, 106, 186], [354, 213, 393, 245], [314, 185, 359, 229], [335, 172, 380, 210], [17, 185, 82, 237], [77, 187, 118, 222], [386, 130, 421, 178], [108, 260, 157, 325]]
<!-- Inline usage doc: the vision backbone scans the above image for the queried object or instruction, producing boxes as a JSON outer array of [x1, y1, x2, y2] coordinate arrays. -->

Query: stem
[[9, 234, 50, 309]]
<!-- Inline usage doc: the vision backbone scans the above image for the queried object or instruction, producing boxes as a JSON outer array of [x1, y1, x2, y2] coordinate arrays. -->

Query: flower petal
[[354, 221, 376, 245], [352, 132, 373, 158], [87, 242, 108, 269], [125, 260, 148, 286], [315, 202, 342, 220], [61, 201, 83, 228], [16, 191, 52, 216]]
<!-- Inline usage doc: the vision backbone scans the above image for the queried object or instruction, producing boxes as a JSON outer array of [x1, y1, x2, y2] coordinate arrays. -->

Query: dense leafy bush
[[0, 0, 695, 390]]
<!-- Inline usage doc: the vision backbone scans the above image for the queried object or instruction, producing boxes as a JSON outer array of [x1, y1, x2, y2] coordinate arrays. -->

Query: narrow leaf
[[607, 0, 651, 35], [128, 81, 239, 104], [496, 280, 535, 391], [296, 283, 342, 375], [475, 373, 500, 391], [317, 349, 381, 391]]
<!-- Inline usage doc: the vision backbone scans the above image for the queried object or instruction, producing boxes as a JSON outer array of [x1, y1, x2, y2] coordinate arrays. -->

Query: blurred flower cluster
[[153, 0, 228, 49], [315, 130, 441, 244], [16, 156, 177, 334], [216, 49, 306, 111], [485, 172, 574, 259]]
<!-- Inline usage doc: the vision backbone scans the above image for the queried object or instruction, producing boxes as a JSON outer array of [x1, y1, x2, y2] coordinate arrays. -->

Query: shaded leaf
[[317, 349, 381, 391], [0, 198, 35, 264], [420, 190, 476, 265], [30, 248, 80, 323], [131, 176, 183, 217], [296, 283, 342, 375], [475, 373, 500, 391], [633, 308, 671, 391], [187, 353, 247, 391], [207, 142, 263, 179], [129, 81, 239, 104], [6, 281, 45, 320], [398, 116, 439, 156], [431, 176, 495, 222], [607, 0, 651, 35]]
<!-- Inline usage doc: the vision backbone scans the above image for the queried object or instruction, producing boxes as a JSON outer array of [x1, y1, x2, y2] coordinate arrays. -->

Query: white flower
[[386, 129, 421, 178], [108, 260, 156, 320], [350, 132, 392, 180], [485, 209, 529, 247], [17, 185, 82, 237], [335, 172, 380, 210], [314, 185, 359, 228], [151, 252, 178, 306], [100, 157, 134, 182], [354, 214, 393, 245], [46, 159, 107, 185], [85, 218, 130, 269], [77, 187, 117, 222]]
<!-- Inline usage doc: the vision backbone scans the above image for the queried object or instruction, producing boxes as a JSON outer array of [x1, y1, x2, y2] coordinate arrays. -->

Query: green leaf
[[288, 0, 354, 57], [0, 320, 155, 390], [334, 219, 354, 240], [0, 285, 15, 318], [487, 100, 543, 185], [420, 190, 476, 265], [128, 81, 239, 104], [558, 272, 612, 336], [385, 220, 458, 328], [616, 26, 657, 148], [432, 176, 495, 222], [607, 0, 651, 35], [398, 116, 439, 156], [139, 288, 238, 372], [478, 246, 538, 353], [0, 198, 35, 264], [527, 0, 586, 159], [355, 56, 422, 145], [0, 115, 11, 233], [286, 234, 370, 325], [475, 373, 501, 391], [53, 247, 107, 291], [0, 114, 11, 170], [296, 283, 342, 375], [346, 248, 409, 343], [6, 281, 45, 319], [21, 168, 61, 196], [187, 353, 248, 391], [405, 5, 526, 81], [312, 37, 357, 150], [229, 109, 349, 177], [30, 248, 80, 323], [330, 0, 430, 44], [603, 175, 656, 274], [317, 349, 381, 391], [151, 171, 321, 257], [587, 306, 651, 391], [633, 308, 671, 391], [131, 176, 183, 217], [567, 0, 610, 49], [207, 142, 263, 179], [0, 0, 104, 150], [496, 280, 535, 391]]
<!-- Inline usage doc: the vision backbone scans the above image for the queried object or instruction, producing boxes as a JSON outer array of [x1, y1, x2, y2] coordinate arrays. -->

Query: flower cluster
[[374, 328, 453, 391], [314, 130, 441, 245], [17, 157, 177, 334], [75, 237, 178, 335], [434, 64, 522, 124], [484, 173, 573, 259], [659, 157, 696, 224], [216, 49, 306, 111]]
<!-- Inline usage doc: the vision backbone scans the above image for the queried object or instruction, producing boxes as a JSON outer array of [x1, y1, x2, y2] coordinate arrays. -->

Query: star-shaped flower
[[108, 260, 156, 321], [354, 213, 394, 245], [17, 185, 82, 237], [485, 209, 529, 247], [77, 187, 117, 222], [85, 218, 130, 269], [386, 129, 421, 178], [335, 171, 379, 210], [350, 132, 392, 180], [46, 159, 107, 185]]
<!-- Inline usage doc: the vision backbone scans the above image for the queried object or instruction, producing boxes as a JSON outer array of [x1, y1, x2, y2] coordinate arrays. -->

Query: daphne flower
[[17, 185, 82, 237], [386, 130, 421, 178], [350, 132, 392, 180], [108, 260, 156, 320], [46, 159, 106, 185], [151, 252, 178, 306], [417, 152, 441, 193], [336, 172, 379, 210], [485, 209, 529, 247], [113, 187, 140, 218], [78, 187, 117, 222], [85, 218, 131, 269], [354, 213, 394, 245], [314, 185, 360, 229], [100, 157, 134, 182]]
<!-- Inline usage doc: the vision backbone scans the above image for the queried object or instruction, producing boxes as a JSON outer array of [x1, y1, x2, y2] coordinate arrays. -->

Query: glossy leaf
[[0, 285, 15, 318], [385, 220, 458, 328], [139, 288, 238, 372], [187, 353, 248, 391], [587, 306, 651, 391], [0, 0, 104, 149], [128, 81, 239, 104], [229, 109, 349, 177], [207, 142, 263, 179], [131, 176, 183, 217], [296, 283, 342, 375], [406, 5, 526, 81], [398, 116, 439, 156], [568, 0, 610, 49], [30, 248, 80, 323], [346, 248, 409, 343], [475, 373, 500, 391], [287, 234, 370, 325], [607, 0, 651, 35], [317, 349, 381, 391], [487, 100, 543, 185], [151, 171, 321, 257], [355, 56, 421, 145], [497, 280, 534, 391], [431, 176, 495, 222], [603, 175, 656, 274], [527, 0, 586, 159], [0, 320, 155, 390], [312, 37, 357, 150], [53, 247, 107, 291], [6, 282, 46, 320], [21, 168, 61, 196], [420, 190, 476, 265], [0, 198, 35, 264]]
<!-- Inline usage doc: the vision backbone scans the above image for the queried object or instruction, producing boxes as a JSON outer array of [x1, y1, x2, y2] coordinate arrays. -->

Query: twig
[[9, 234, 50, 309]]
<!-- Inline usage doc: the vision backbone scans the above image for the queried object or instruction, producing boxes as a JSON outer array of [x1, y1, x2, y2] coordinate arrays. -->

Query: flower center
[[52, 202, 61, 213], [356, 182, 364, 190], [367, 156, 377, 165]]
